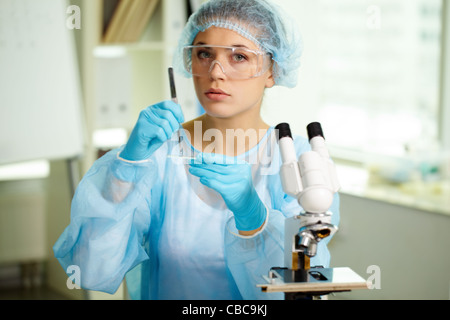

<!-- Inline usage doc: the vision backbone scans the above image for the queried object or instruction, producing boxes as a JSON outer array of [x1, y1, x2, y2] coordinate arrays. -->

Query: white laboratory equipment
[[258, 122, 369, 299]]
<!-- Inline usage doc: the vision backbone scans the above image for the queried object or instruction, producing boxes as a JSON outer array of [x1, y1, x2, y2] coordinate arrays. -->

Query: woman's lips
[[205, 88, 230, 101]]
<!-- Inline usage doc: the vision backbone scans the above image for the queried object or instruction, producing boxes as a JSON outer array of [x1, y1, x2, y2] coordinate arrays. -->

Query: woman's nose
[[208, 60, 227, 80]]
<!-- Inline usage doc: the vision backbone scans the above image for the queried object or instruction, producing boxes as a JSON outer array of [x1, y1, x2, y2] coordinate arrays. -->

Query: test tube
[[168, 67, 178, 104], [168, 67, 182, 157]]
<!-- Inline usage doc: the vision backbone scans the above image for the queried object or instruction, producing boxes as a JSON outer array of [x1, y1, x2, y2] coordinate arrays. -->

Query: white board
[[0, 0, 84, 165]]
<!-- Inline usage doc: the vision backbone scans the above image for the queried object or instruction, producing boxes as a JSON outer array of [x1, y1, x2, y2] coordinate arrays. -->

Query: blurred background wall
[[0, 0, 449, 300]]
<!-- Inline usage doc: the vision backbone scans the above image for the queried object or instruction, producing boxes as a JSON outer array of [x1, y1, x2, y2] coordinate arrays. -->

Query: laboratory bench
[[336, 162, 450, 217], [329, 162, 450, 299]]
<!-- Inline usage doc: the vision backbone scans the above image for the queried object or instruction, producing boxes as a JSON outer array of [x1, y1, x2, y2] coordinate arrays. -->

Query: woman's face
[[191, 26, 275, 120]]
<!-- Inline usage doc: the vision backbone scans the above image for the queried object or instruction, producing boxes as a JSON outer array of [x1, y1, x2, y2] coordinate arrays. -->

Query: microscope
[[258, 122, 368, 299]]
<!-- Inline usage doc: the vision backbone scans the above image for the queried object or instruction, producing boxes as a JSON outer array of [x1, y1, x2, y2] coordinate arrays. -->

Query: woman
[[54, 0, 340, 300]]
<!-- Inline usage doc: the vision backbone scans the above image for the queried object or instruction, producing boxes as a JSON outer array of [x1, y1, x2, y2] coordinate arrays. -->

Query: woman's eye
[[198, 51, 212, 59], [232, 53, 247, 62]]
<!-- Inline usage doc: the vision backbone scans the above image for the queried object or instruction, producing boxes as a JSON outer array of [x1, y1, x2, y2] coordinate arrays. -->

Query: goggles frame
[[183, 45, 273, 80]]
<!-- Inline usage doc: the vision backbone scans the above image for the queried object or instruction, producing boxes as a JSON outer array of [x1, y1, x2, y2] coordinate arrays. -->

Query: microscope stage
[[258, 267, 368, 293]]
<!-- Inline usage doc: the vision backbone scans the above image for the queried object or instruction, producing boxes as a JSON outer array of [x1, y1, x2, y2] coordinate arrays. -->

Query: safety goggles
[[183, 45, 272, 80]]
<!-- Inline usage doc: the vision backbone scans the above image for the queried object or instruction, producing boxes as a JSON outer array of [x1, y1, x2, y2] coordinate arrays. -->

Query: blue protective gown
[[53, 127, 340, 300]]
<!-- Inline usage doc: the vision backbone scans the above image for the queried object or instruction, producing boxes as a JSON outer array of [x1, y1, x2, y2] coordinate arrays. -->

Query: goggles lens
[[183, 45, 272, 80]]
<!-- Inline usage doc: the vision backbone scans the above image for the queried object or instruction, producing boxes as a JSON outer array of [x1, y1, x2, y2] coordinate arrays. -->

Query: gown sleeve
[[224, 136, 341, 300], [53, 147, 157, 294]]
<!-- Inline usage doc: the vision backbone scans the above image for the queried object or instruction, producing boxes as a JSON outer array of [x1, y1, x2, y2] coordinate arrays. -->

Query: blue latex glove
[[188, 153, 267, 232], [120, 101, 184, 161]]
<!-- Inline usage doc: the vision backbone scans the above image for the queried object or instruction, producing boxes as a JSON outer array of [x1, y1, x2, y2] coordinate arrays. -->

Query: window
[[313, 0, 443, 158]]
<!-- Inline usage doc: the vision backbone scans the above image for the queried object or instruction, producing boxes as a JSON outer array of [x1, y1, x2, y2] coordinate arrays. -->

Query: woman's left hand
[[188, 153, 267, 233]]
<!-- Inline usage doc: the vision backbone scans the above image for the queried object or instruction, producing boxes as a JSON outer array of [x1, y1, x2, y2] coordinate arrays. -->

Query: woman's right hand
[[119, 100, 184, 161]]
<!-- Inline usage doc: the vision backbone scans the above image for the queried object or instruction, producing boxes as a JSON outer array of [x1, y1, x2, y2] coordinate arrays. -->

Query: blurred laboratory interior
[[0, 0, 449, 300]]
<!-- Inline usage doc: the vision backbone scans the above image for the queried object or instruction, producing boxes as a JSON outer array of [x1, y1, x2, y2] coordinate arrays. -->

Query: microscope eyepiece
[[307, 122, 324, 141], [275, 123, 292, 141]]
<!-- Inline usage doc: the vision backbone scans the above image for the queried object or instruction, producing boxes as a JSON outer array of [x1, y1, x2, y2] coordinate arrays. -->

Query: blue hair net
[[173, 0, 303, 88]]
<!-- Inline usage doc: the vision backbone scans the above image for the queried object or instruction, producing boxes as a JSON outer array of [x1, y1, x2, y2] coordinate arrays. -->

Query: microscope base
[[258, 267, 368, 296]]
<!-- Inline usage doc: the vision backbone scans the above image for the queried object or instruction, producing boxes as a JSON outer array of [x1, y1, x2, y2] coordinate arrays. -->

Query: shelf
[[96, 41, 167, 53]]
